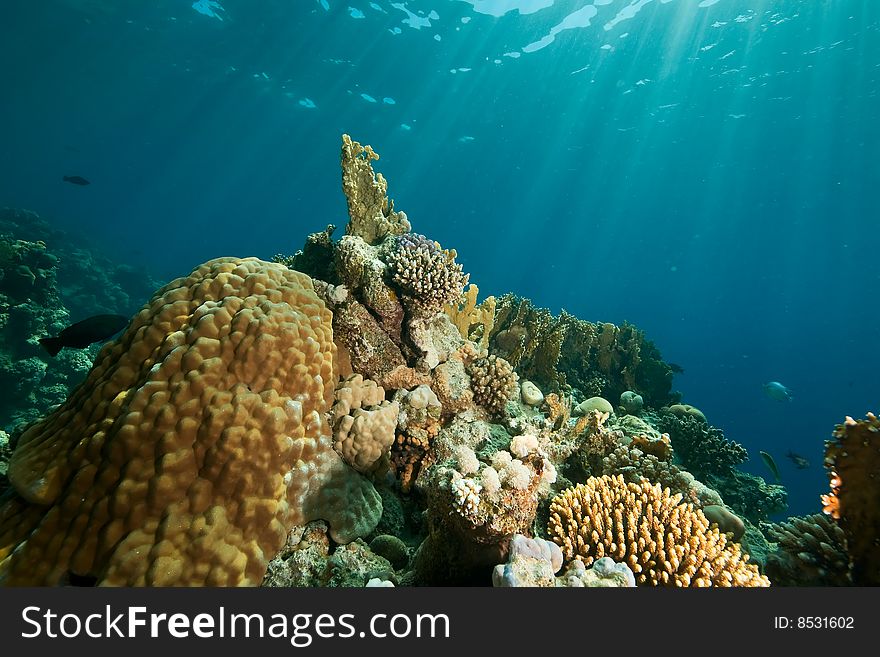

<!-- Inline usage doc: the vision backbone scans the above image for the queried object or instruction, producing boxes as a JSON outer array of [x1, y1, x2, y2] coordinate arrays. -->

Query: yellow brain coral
[[547, 474, 769, 587], [0, 257, 381, 586]]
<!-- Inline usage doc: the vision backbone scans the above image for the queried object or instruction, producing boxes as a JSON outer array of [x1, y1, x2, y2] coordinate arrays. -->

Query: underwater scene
[[0, 0, 876, 587]]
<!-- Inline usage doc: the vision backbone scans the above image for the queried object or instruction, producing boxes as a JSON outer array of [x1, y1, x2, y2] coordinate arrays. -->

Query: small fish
[[63, 175, 91, 186], [762, 381, 793, 401], [786, 450, 810, 469], [759, 450, 781, 482], [668, 362, 685, 374], [39, 314, 129, 356]]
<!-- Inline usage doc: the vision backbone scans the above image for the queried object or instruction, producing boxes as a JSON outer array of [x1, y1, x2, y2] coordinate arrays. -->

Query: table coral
[[821, 413, 880, 585], [0, 257, 382, 586], [547, 474, 769, 586]]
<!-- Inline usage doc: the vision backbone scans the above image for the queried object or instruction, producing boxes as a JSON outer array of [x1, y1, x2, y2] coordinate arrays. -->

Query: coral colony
[[0, 137, 876, 587]]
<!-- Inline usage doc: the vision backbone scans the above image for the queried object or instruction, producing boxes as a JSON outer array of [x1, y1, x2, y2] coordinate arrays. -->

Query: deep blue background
[[1, 0, 877, 516]]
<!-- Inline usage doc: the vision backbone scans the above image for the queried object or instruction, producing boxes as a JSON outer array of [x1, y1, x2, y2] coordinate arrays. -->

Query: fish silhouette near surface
[[786, 450, 810, 470], [63, 175, 90, 186], [762, 381, 793, 402], [38, 313, 128, 356]]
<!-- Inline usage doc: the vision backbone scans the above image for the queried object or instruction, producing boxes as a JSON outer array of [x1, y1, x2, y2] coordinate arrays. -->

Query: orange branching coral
[[821, 413, 880, 585], [0, 257, 381, 586], [548, 475, 769, 587]]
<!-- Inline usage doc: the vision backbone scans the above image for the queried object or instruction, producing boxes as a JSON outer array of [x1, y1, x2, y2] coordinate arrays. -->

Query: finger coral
[[821, 413, 880, 585], [467, 354, 518, 417], [0, 257, 382, 586], [385, 233, 469, 317], [547, 474, 769, 587]]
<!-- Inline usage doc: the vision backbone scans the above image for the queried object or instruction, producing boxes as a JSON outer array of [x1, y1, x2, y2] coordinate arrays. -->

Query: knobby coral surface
[[547, 475, 768, 587], [0, 257, 381, 586]]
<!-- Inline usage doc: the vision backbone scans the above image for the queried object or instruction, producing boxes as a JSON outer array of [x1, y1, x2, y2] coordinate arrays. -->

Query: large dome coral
[[0, 257, 381, 586]]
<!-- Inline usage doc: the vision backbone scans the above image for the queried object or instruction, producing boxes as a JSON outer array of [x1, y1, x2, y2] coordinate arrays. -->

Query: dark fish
[[786, 450, 810, 469], [63, 175, 90, 186], [759, 450, 781, 483], [39, 313, 128, 356], [668, 362, 685, 374]]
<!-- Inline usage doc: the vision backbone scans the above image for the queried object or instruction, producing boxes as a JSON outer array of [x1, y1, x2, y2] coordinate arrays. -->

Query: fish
[[38, 314, 129, 356], [63, 175, 90, 186], [759, 450, 781, 482], [762, 381, 793, 401], [668, 362, 685, 374], [786, 450, 810, 469]]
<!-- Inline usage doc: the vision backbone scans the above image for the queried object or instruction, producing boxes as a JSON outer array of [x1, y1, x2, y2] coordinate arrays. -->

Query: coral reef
[[763, 514, 851, 587], [0, 257, 381, 585], [705, 470, 787, 524], [548, 475, 768, 586], [2, 137, 841, 591], [489, 298, 679, 408], [0, 209, 159, 430], [821, 413, 880, 585]]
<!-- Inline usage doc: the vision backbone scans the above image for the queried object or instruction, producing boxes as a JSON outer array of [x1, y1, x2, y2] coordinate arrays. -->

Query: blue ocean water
[[0, 0, 877, 517]]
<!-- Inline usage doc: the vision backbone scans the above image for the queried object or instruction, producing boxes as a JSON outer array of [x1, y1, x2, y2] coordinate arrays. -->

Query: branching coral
[[489, 297, 677, 407], [0, 257, 382, 586], [655, 411, 747, 479], [547, 475, 768, 586], [467, 354, 518, 417], [444, 283, 495, 349], [821, 413, 880, 585], [600, 445, 722, 508], [763, 514, 851, 586], [340, 134, 411, 245], [385, 233, 469, 317]]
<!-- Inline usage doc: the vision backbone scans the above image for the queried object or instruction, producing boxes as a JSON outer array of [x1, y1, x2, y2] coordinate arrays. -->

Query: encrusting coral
[[0, 257, 382, 586], [821, 413, 880, 585], [547, 474, 769, 587], [330, 374, 399, 474]]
